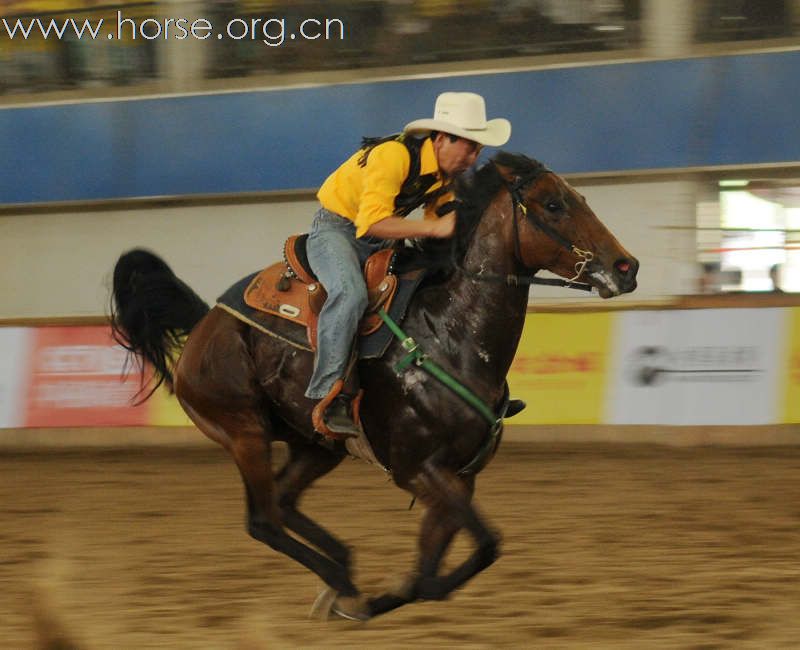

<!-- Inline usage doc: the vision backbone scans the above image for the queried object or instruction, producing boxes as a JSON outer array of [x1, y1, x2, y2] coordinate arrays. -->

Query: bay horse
[[110, 152, 638, 621]]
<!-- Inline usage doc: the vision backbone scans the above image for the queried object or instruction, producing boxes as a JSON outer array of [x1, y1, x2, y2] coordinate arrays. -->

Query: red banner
[[23, 326, 149, 427]]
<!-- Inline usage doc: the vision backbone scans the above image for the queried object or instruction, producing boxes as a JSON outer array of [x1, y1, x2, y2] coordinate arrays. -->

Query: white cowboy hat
[[404, 92, 511, 147]]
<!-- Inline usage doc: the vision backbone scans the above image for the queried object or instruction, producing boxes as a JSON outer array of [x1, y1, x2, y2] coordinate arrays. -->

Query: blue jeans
[[304, 208, 388, 400]]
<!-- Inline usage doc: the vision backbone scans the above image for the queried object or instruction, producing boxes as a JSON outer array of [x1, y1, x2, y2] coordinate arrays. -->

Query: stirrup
[[312, 380, 361, 439]]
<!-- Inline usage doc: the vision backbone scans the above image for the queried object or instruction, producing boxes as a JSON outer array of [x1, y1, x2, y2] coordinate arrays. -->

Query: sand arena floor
[[2, 437, 800, 649]]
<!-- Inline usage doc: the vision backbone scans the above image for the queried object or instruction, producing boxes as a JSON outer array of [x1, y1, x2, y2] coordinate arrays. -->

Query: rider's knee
[[327, 279, 368, 313]]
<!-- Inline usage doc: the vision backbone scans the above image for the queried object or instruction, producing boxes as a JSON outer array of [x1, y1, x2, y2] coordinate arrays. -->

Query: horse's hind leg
[[274, 438, 371, 620], [276, 438, 351, 569], [175, 311, 359, 599], [367, 462, 498, 618], [228, 427, 360, 598]]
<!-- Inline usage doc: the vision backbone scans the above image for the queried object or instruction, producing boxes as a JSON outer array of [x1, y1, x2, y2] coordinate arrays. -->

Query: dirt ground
[[2, 438, 800, 649]]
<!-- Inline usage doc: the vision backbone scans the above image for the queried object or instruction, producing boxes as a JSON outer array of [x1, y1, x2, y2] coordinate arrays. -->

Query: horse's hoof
[[309, 586, 338, 620], [331, 594, 371, 622]]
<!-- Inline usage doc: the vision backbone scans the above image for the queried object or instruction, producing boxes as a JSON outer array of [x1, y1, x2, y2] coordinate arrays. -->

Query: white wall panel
[[0, 199, 317, 318], [0, 328, 30, 427], [0, 178, 700, 318]]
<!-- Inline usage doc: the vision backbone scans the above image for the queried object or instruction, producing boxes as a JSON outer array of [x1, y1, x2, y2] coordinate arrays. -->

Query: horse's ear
[[493, 163, 518, 185]]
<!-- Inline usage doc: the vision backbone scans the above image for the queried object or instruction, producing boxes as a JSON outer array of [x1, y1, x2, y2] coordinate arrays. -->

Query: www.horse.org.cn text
[[1, 12, 346, 47]]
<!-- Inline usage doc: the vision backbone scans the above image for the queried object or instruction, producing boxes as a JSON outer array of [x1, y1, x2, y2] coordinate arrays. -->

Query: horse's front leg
[[413, 462, 500, 600], [366, 493, 463, 617], [367, 461, 499, 618]]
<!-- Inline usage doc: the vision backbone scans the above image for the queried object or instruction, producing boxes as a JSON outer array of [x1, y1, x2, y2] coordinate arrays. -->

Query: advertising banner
[[507, 312, 613, 424], [606, 309, 785, 425], [0, 324, 196, 429], [146, 383, 193, 427], [22, 326, 149, 427], [0, 328, 31, 428], [782, 307, 800, 423], [1, 305, 796, 430]]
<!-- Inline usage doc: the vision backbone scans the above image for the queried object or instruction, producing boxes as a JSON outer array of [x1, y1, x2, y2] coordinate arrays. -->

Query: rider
[[306, 91, 512, 436]]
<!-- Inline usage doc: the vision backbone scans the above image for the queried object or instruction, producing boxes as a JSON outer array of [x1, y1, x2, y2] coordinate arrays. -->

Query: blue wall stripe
[[2, 50, 798, 205]]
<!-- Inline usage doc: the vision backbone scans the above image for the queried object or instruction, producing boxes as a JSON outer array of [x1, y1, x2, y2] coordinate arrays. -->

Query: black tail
[[109, 248, 209, 401]]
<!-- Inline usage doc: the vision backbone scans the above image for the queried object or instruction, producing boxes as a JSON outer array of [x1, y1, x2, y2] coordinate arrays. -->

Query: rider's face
[[433, 133, 482, 178]]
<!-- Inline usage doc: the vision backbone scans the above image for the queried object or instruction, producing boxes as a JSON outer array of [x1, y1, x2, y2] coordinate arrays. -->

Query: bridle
[[457, 167, 595, 292]]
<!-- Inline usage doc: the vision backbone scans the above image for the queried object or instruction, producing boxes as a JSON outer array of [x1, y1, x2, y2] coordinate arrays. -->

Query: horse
[[110, 152, 638, 621]]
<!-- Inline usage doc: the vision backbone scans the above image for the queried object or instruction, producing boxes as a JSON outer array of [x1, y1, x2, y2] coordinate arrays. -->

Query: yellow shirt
[[317, 137, 452, 238]]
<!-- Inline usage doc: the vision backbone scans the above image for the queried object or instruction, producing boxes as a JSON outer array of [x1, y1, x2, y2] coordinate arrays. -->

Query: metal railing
[[694, 0, 795, 43], [0, 2, 159, 94], [2, 0, 798, 96]]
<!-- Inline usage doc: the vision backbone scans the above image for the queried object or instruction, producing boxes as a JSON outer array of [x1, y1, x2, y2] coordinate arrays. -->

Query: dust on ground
[[2, 441, 800, 649]]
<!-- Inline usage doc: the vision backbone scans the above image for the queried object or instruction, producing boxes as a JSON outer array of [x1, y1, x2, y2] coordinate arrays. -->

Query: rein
[[454, 168, 594, 292], [377, 307, 505, 477], [377, 165, 598, 477]]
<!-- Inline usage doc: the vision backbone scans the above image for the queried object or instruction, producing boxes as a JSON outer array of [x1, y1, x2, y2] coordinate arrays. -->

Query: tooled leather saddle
[[242, 235, 400, 350]]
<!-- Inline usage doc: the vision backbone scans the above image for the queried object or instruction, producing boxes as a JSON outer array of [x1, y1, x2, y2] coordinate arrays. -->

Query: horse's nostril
[[614, 258, 639, 280], [614, 257, 639, 287]]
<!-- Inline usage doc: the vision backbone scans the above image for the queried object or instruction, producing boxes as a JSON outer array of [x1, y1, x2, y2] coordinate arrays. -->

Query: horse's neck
[[439, 198, 530, 386], [461, 193, 523, 281]]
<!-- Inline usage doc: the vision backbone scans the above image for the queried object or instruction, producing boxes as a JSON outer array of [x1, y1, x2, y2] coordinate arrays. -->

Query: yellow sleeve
[[355, 141, 410, 238]]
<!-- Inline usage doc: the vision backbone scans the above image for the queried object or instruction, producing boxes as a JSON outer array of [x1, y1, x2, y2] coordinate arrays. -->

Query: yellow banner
[[782, 307, 800, 423], [507, 312, 613, 424], [148, 383, 193, 427]]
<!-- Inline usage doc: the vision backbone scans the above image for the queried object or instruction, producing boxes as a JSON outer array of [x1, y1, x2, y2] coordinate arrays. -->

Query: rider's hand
[[429, 212, 456, 238]]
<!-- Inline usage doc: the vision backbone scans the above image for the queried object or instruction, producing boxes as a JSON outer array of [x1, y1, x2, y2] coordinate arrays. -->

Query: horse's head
[[491, 153, 638, 298]]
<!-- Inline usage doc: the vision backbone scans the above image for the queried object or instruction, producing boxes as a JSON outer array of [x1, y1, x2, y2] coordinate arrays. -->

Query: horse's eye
[[546, 201, 564, 214]]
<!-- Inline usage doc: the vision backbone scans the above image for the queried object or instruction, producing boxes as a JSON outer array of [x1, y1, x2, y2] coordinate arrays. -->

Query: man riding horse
[[306, 92, 515, 436], [111, 113, 639, 618]]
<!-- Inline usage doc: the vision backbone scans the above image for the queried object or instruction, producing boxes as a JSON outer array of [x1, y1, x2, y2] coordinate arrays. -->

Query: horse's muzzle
[[613, 256, 639, 294], [590, 256, 639, 298]]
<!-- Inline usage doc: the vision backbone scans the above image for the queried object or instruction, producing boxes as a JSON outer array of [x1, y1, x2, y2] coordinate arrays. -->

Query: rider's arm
[[365, 213, 454, 239]]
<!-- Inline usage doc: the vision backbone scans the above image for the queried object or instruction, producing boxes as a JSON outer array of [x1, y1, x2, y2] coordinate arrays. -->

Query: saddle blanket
[[216, 269, 426, 360]]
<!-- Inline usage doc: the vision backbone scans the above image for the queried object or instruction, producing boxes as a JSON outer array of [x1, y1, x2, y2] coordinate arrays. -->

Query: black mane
[[454, 152, 547, 250], [396, 152, 547, 273]]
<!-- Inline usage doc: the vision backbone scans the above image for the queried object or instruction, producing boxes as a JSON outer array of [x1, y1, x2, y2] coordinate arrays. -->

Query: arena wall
[[2, 49, 798, 446], [4, 50, 797, 318], [2, 51, 799, 204], [2, 296, 799, 447], [0, 178, 699, 320]]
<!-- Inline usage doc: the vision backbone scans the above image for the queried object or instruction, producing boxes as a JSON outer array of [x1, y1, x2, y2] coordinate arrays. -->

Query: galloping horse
[[110, 153, 638, 620]]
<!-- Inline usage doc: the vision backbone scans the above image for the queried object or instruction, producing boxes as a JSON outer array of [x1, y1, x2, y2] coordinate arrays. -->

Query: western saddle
[[243, 234, 399, 351]]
